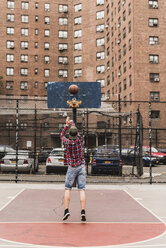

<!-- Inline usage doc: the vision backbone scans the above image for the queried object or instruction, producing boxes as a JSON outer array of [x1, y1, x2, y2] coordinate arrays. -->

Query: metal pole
[[73, 107, 77, 125], [15, 99, 19, 183], [118, 94, 122, 158], [33, 105, 37, 173], [149, 101, 152, 184]]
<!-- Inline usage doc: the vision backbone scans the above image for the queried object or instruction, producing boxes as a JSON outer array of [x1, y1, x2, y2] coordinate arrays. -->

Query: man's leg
[[79, 189, 86, 210], [64, 189, 71, 209]]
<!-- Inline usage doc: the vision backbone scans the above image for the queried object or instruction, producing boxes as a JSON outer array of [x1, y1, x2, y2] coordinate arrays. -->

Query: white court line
[[124, 189, 166, 224], [0, 188, 25, 212], [0, 221, 164, 224]]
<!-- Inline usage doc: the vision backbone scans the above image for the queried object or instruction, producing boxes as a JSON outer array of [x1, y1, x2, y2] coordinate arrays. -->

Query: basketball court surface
[[0, 183, 165, 248]]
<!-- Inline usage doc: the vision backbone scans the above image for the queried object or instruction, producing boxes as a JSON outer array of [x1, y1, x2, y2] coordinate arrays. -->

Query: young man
[[60, 117, 86, 221]]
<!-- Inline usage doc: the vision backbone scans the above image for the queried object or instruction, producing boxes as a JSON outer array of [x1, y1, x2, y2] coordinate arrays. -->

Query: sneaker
[[63, 209, 70, 221], [81, 209, 86, 222]]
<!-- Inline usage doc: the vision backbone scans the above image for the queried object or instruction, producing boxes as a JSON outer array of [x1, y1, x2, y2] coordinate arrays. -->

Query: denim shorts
[[65, 164, 86, 190]]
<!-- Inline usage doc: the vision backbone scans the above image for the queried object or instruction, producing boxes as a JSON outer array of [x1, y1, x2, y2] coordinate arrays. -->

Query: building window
[[35, 29, 39, 35], [74, 16, 82, 25], [44, 29, 50, 37], [34, 68, 38, 75], [107, 46, 110, 55], [59, 17, 68, 25], [128, 3, 131, 15], [7, 14, 14, 22], [20, 81, 28, 90], [149, 18, 158, 27], [59, 30, 68, 38], [149, 36, 158, 45], [150, 92, 160, 101], [107, 75, 110, 85], [59, 70, 68, 78], [149, 54, 159, 64], [123, 78, 127, 90], [129, 74, 132, 86], [124, 96, 127, 107], [21, 28, 28, 36], [118, 49, 121, 61], [74, 56, 82, 64], [21, 15, 28, 23], [118, 1, 121, 12], [123, 61, 127, 73], [74, 30, 82, 38], [35, 2, 38, 9], [97, 79, 105, 87], [59, 4, 68, 13], [7, 40, 14, 49], [21, 54, 28, 62], [35, 16, 38, 22], [129, 56, 132, 68], [6, 67, 14, 76], [107, 32, 110, 42], [129, 39, 132, 50], [20, 95, 28, 102], [34, 55, 38, 62], [96, 0, 104, 6], [21, 41, 28, 49], [6, 54, 14, 62], [45, 4, 50, 11], [74, 3, 82, 12], [151, 110, 160, 119], [96, 65, 105, 74], [123, 10, 126, 21], [74, 69, 82, 77], [149, 0, 158, 9], [35, 42, 38, 48], [21, 68, 28, 76], [118, 66, 122, 77], [7, 27, 14, 35], [74, 43, 82, 50], [58, 56, 68, 64], [96, 51, 105, 60], [7, 1, 14, 9], [119, 82, 122, 93], [128, 21, 131, 32], [123, 28, 126, 38], [149, 73, 160, 82], [44, 69, 50, 77], [44, 42, 50, 50], [59, 43, 68, 51], [97, 121, 106, 129], [129, 93, 132, 105], [21, 2, 29, 10], [20, 123, 27, 129], [44, 16, 50, 24], [96, 38, 104, 46], [6, 81, 14, 89], [44, 56, 50, 64], [34, 81, 38, 88], [96, 11, 104, 20], [96, 24, 104, 32], [44, 82, 48, 89]]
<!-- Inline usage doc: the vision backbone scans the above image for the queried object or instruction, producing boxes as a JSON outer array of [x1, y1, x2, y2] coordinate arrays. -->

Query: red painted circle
[[0, 223, 165, 247]]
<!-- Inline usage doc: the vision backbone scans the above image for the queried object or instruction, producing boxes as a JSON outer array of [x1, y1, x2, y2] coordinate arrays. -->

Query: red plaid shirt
[[60, 123, 85, 167]]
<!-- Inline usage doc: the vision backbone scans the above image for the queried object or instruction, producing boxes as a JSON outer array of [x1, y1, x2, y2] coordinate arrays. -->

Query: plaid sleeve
[[60, 125, 69, 143]]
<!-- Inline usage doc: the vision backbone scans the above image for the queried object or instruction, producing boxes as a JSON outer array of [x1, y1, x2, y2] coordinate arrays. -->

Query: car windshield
[[50, 150, 64, 156], [150, 147, 158, 153], [96, 148, 119, 157]]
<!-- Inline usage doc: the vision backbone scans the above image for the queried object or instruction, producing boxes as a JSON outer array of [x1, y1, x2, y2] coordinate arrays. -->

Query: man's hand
[[66, 117, 71, 126]]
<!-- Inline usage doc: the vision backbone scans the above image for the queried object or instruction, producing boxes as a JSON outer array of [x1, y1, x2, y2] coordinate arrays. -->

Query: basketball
[[68, 84, 79, 95]]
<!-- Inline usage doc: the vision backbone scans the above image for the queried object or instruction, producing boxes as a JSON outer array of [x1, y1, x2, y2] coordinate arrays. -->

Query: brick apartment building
[[0, 0, 165, 148]]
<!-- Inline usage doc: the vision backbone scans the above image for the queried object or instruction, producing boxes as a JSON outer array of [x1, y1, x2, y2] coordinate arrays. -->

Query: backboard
[[47, 82, 101, 109]]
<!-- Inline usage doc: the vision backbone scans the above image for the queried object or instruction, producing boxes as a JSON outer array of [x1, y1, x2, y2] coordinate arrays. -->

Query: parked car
[[0, 145, 15, 160], [0, 150, 37, 173], [121, 148, 159, 167], [142, 146, 166, 164], [38, 147, 52, 163], [91, 145, 122, 176], [46, 148, 66, 174]]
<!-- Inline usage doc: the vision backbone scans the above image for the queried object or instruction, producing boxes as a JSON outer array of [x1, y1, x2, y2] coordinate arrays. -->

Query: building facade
[[0, 0, 165, 130]]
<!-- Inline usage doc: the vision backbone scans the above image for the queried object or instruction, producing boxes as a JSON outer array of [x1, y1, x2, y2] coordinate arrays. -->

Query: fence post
[[15, 99, 19, 183], [149, 101, 152, 184], [34, 104, 37, 173]]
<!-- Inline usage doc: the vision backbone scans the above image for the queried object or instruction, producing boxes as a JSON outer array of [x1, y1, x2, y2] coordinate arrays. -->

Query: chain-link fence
[[0, 98, 166, 184]]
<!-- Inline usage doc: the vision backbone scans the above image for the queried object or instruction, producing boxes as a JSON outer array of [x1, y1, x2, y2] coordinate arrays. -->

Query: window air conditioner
[[117, 40, 120, 44], [6, 85, 12, 89], [154, 77, 159, 82], [59, 47, 64, 51], [117, 24, 120, 28], [122, 1, 125, 6], [118, 72, 121, 77], [105, 24, 109, 29]]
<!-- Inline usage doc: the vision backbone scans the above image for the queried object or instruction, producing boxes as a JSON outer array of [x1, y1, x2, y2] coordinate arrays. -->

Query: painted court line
[[0, 189, 25, 212], [124, 189, 165, 224]]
